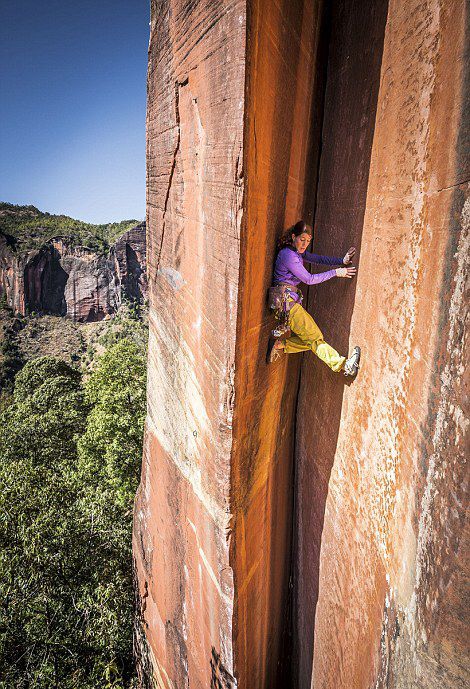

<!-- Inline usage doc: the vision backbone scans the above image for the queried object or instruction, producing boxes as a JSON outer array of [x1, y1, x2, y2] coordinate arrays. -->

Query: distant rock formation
[[0, 222, 147, 322]]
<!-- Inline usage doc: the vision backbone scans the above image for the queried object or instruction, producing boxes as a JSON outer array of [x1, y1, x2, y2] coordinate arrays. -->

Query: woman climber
[[266, 220, 361, 377]]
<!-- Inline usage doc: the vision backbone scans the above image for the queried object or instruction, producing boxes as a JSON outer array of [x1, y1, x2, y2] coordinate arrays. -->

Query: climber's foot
[[266, 337, 283, 364], [343, 346, 361, 377]]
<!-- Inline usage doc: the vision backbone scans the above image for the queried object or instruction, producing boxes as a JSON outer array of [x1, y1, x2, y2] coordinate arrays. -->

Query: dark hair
[[277, 220, 312, 250]]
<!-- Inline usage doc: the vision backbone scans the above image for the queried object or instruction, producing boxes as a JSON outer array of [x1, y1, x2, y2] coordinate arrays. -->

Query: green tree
[[0, 345, 146, 688], [78, 339, 146, 506], [0, 358, 89, 688], [0, 328, 24, 391], [76, 339, 146, 686]]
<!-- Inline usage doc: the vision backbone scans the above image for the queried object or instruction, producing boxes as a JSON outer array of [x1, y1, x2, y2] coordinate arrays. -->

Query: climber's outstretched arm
[[303, 246, 356, 266], [287, 257, 357, 285], [302, 250, 342, 266]]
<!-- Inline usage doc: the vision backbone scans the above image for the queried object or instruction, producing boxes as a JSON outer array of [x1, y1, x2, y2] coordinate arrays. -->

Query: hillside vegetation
[[0, 202, 141, 253], [0, 340, 146, 689], [0, 203, 148, 687], [0, 297, 148, 389]]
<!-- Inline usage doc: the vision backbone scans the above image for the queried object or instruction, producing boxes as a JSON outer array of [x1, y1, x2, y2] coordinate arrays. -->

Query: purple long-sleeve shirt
[[273, 246, 343, 287]]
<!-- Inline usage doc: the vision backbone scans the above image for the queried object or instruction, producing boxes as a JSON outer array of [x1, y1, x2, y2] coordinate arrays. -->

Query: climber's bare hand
[[343, 247, 356, 265], [336, 266, 356, 278]]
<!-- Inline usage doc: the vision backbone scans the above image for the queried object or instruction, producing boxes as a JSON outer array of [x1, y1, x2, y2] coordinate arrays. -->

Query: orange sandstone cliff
[[133, 1, 469, 688]]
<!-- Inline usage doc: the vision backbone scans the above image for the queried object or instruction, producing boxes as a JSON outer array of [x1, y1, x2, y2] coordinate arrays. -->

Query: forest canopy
[[0, 339, 146, 689]]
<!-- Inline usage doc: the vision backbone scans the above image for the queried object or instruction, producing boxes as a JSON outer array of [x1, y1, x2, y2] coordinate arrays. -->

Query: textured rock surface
[[136, 0, 469, 688], [293, 0, 390, 684], [0, 222, 147, 321], [231, 2, 326, 686], [135, 2, 246, 687], [134, 0, 325, 687], [295, 2, 469, 689], [114, 224, 147, 304], [0, 233, 26, 315]]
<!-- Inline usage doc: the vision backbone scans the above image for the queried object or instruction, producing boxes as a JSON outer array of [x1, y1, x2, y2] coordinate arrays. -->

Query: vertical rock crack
[[155, 77, 189, 274]]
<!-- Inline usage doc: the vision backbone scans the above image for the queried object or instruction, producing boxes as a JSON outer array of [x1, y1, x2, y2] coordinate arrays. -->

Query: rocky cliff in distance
[[0, 215, 147, 322], [135, 1, 468, 688]]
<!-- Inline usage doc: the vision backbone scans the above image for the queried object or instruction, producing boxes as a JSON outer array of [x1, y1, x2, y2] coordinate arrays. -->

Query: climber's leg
[[315, 341, 346, 372], [284, 303, 346, 372], [283, 303, 320, 353], [282, 331, 311, 354]]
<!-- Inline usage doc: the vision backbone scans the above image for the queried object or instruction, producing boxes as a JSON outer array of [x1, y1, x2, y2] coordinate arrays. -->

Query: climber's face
[[292, 232, 312, 254]]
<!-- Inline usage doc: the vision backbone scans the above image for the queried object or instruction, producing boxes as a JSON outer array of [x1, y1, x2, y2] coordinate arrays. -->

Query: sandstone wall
[[295, 2, 469, 688], [231, 1, 325, 686], [136, 0, 326, 686], [293, 0, 389, 683], [137, 0, 469, 688], [135, 2, 246, 686], [0, 233, 26, 315]]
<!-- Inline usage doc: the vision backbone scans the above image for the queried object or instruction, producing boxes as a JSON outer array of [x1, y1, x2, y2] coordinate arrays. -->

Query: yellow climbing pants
[[283, 303, 346, 372]]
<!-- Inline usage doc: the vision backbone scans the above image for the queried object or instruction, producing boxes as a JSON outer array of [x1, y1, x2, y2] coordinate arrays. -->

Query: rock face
[[114, 224, 147, 304], [0, 222, 147, 321], [135, 1, 468, 688], [296, 3, 469, 689], [135, 3, 246, 687]]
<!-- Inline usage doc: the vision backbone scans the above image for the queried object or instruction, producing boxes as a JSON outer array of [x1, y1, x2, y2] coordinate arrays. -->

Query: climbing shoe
[[266, 336, 282, 364], [343, 346, 361, 377]]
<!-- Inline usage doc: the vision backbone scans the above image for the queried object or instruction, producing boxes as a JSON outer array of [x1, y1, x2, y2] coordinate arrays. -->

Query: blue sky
[[0, 0, 149, 223]]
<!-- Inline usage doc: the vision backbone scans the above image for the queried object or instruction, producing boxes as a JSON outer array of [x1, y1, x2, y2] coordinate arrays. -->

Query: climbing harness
[[268, 283, 302, 338]]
